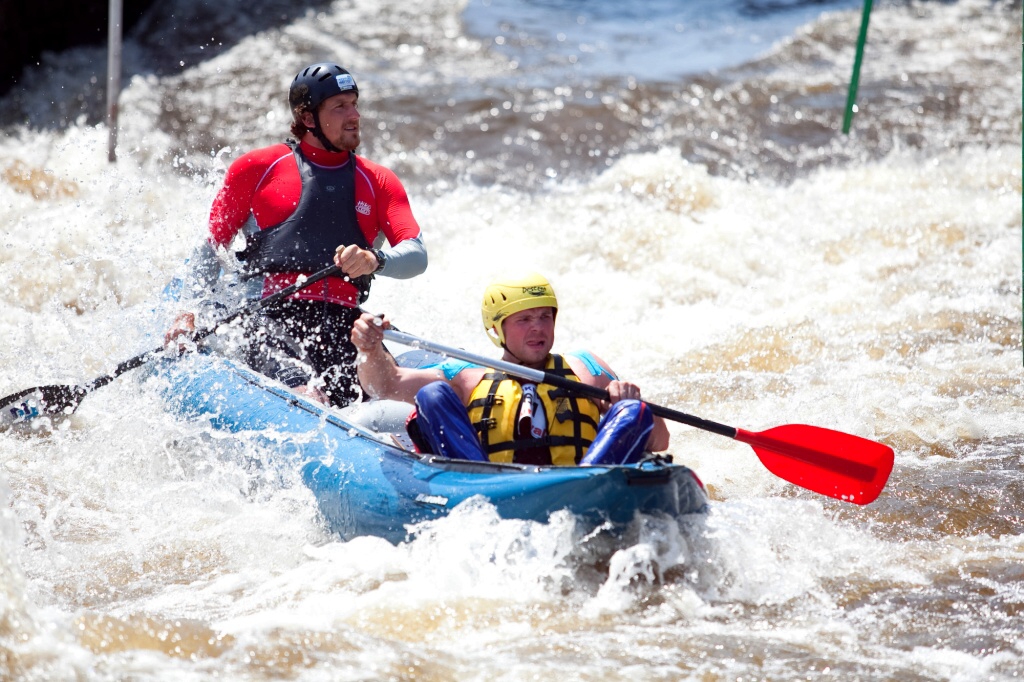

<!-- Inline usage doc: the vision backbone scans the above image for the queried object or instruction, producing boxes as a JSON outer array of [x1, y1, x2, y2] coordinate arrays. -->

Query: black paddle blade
[[0, 385, 88, 430]]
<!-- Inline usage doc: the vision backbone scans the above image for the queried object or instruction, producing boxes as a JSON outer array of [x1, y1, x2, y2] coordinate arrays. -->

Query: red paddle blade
[[735, 424, 894, 505]]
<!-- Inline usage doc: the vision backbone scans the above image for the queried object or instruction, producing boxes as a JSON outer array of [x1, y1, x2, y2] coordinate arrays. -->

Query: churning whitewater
[[1, 0, 1021, 680]]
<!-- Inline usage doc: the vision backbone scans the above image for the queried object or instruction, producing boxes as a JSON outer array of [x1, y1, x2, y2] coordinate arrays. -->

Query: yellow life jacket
[[466, 354, 601, 466]]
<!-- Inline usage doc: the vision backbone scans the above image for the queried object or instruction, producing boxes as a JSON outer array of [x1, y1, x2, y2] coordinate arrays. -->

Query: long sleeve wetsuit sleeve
[[376, 234, 427, 279]]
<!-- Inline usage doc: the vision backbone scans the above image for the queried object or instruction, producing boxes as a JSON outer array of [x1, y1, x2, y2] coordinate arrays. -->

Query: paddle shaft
[[1, 264, 344, 412], [381, 329, 737, 438], [380, 328, 893, 501], [87, 264, 344, 392]]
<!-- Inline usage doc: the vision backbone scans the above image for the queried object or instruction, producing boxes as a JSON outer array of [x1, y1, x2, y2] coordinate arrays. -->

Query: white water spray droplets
[[0, 0, 1020, 679]]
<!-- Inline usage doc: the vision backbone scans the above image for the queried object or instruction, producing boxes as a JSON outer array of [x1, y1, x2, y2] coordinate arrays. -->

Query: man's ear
[[300, 110, 316, 129]]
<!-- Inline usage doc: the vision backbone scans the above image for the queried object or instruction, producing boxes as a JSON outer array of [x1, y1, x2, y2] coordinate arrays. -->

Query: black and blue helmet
[[289, 63, 358, 117], [288, 63, 359, 151]]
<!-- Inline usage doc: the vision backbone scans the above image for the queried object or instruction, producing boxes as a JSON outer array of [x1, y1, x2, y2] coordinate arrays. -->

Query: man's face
[[501, 307, 555, 367], [306, 91, 360, 151]]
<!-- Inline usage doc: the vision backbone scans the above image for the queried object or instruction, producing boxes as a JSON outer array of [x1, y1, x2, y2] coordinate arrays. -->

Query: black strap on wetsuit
[[238, 141, 373, 302]]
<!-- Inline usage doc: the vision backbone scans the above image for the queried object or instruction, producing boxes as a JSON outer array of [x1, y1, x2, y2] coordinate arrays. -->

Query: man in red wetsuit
[[166, 63, 427, 407]]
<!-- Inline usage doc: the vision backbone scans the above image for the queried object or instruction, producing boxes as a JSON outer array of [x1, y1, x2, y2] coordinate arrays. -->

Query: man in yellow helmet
[[350, 273, 669, 465]]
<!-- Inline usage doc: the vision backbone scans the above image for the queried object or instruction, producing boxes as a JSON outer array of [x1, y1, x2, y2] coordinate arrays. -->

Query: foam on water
[[1, 0, 1022, 679], [2, 140, 1021, 678]]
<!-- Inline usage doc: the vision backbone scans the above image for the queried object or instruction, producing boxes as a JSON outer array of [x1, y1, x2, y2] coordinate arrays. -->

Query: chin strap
[[310, 110, 343, 153], [500, 344, 524, 367]]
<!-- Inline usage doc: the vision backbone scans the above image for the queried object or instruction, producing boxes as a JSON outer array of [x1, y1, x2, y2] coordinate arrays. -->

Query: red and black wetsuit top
[[237, 142, 373, 301], [208, 139, 422, 307]]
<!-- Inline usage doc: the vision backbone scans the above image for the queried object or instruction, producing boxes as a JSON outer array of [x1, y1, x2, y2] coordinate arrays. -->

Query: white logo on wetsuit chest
[[355, 200, 371, 215]]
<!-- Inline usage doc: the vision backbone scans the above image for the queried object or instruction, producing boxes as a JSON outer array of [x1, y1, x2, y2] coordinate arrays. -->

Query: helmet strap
[[310, 109, 344, 153], [501, 343, 524, 366]]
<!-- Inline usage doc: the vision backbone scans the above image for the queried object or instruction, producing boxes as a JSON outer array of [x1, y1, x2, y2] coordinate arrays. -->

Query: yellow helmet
[[481, 273, 558, 347]]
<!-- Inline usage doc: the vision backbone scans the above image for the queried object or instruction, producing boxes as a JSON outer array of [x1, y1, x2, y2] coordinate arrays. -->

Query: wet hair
[[289, 102, 311, 138]]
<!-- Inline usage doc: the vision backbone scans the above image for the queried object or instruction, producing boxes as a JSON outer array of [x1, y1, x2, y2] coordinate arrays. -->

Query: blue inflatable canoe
[[149, 352, 709, 543]]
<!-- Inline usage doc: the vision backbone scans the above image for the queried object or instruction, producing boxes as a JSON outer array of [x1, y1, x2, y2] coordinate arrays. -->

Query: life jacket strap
[[481, 435, 595, 455]]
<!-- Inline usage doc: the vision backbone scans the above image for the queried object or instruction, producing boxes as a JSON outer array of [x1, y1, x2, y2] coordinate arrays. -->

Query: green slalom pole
[[843, 0, 874, 134]]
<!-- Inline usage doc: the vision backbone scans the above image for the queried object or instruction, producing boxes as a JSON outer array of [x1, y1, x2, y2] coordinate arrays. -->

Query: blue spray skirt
[[149, 352, 709, 543]]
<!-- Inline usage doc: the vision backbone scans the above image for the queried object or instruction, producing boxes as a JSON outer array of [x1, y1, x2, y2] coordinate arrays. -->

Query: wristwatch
[[371, 248, 386, 273]]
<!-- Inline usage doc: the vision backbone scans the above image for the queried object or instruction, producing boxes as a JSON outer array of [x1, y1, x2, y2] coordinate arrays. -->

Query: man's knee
[[415, 381, 463, 415], [413, 381, 486, 462], [580, 399, 653, 466]]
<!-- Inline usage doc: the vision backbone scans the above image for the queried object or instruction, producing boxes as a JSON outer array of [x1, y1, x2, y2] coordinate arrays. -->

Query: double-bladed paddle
[[0, 264, 344, 431], [381, 328, 895, 505]]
